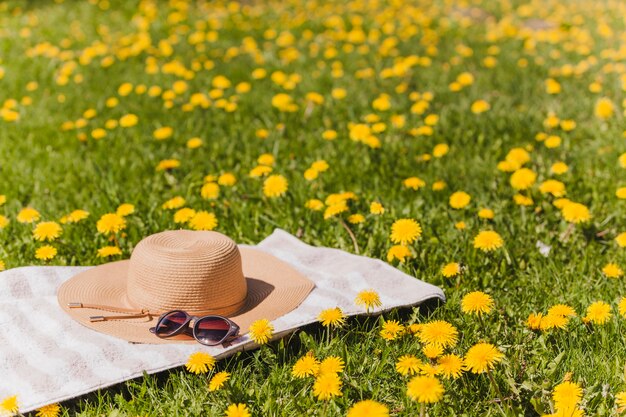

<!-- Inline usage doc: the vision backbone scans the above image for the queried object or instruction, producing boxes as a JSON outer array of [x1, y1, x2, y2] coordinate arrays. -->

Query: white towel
[[0, 229, 444, 413]]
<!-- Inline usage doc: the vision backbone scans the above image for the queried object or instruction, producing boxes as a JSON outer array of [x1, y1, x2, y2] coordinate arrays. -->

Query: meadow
[[0, 0, 626, 415]]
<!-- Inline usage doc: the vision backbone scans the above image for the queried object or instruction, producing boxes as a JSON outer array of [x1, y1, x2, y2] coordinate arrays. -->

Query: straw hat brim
[[57, 247, 315, 344]]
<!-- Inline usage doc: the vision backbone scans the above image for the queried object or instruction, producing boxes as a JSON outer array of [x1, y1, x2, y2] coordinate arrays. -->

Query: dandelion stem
[[339, 218, 359, 254], [477, 313, 486, 333], [486, 368, 502, 398], [420, 403, 425, 417], [560, 223, 575, 242]]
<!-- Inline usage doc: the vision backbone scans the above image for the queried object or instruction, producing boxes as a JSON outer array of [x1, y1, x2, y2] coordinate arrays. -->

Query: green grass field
[[1, 0, 626, 415]]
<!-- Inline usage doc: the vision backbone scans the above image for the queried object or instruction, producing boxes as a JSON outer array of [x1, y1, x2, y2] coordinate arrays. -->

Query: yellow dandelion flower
[[224, 403, 251, 417], [594, 97, 614, 119], [208, 371, 230, 392], [603, 263, 623, 278], [173, 208, 196, 224], [437, 354, 464, 379], [513, 194, 533, 206], [153, 126, 173, 140], [463, 342, 504, 374], [547, 304, 577, 318], [311, 160, 329, 172], [348, 214, 365, 224], [470, 99, 490, 114], [616, 391, 626, 412], [441, 262, 461, 278], [552, 381, 583, 410], [386, 245, 412, 263], [36, 403, 60, 417], [540, 313, 569, 331], [355, 290, 382, 311], [17, 207, 40, 223], [551, 162, 569, 175], [313, 372, 342, 400], [510, 168, 537, 190], [305, 199, 324, 211], [162, 196, 185, 210], [561, 202, 591, 224], [583, 301, 611, 325], [422, 343, 443, 359], [403, 176, 426, 190], [432, 180, 446, 191], [0, 215, 9, 229], [155, 159, 180, 171], [0, 260, 5, 271], [35, 245, 57, 261], [406, 376, 444, 403], [544, 135, 561, 149], [526, 312, 543, 330], [390, 219, 422, 245], [119, 114, 138, 127], [396, 355, 423, 376], [97, 246, 122, 258], [201, 182, 220, 200], [478, 208, 495, 219], [186, 137, 203, 149], [33, 221, 62, 242], [380, 320, 404, 340], [473, 230, 504, 252], [66, 209, 89, 223], [189, 211, 218, 231], [218, 173, 237, 186], [319, 356, 345, 375], [322, 130, 337, 140], [323, 201, 348, 219], [539, 180, 566, 197], [96, 213, 126, 235], [116, 204, 135, 217], [461, 291, 494, 315], [619, 297, 626, 318], [318, 307, 345, 328], [263, 174, 288, 198], [419, 363, 440, 377], [248, 165, 273, 178], [449, 191, 471, 209], [346, 400, 389, 417], [257, 153, 275, 166], [292, 352, 320, 378], [0, 395, 19, 415], [417, 320, 458, 348], [370, 201, 385, 214], [249, 319, 273, 344], [185, 352, 215, 374], [432, 143, 449, 158]]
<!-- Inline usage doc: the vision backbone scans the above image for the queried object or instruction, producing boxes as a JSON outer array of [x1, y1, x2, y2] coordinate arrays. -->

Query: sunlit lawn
[[0, 0, 626, 415]]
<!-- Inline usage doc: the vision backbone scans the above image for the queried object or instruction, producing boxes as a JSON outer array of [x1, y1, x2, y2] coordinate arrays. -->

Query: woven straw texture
[[0, 229, 445, 413]]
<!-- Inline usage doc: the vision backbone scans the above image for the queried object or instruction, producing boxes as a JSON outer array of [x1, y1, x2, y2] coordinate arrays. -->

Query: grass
[[0, 0, 625, 415]]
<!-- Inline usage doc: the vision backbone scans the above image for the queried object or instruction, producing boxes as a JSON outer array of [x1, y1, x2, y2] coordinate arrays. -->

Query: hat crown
[[126, 230, 247, 315]]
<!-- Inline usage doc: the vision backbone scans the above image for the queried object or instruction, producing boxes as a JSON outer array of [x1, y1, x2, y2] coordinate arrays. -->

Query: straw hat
[[57, 230, 315, 344]]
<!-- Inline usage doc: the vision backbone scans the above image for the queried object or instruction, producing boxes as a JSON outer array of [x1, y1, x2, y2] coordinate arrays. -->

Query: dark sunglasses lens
[[155, 311, 187, 336], [194, 317, 231, 345]]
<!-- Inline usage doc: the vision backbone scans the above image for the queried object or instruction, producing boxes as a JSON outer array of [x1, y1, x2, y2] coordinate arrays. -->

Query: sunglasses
[[149, 310, 240, 346]]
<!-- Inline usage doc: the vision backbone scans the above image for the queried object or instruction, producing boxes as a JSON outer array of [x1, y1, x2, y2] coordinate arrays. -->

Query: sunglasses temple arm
[[67, 302, 152, 322], [89, 312, 153, 322]]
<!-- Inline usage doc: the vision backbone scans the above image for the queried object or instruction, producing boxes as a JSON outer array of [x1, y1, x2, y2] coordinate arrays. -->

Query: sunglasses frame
[[151, 310, 240, 346]]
